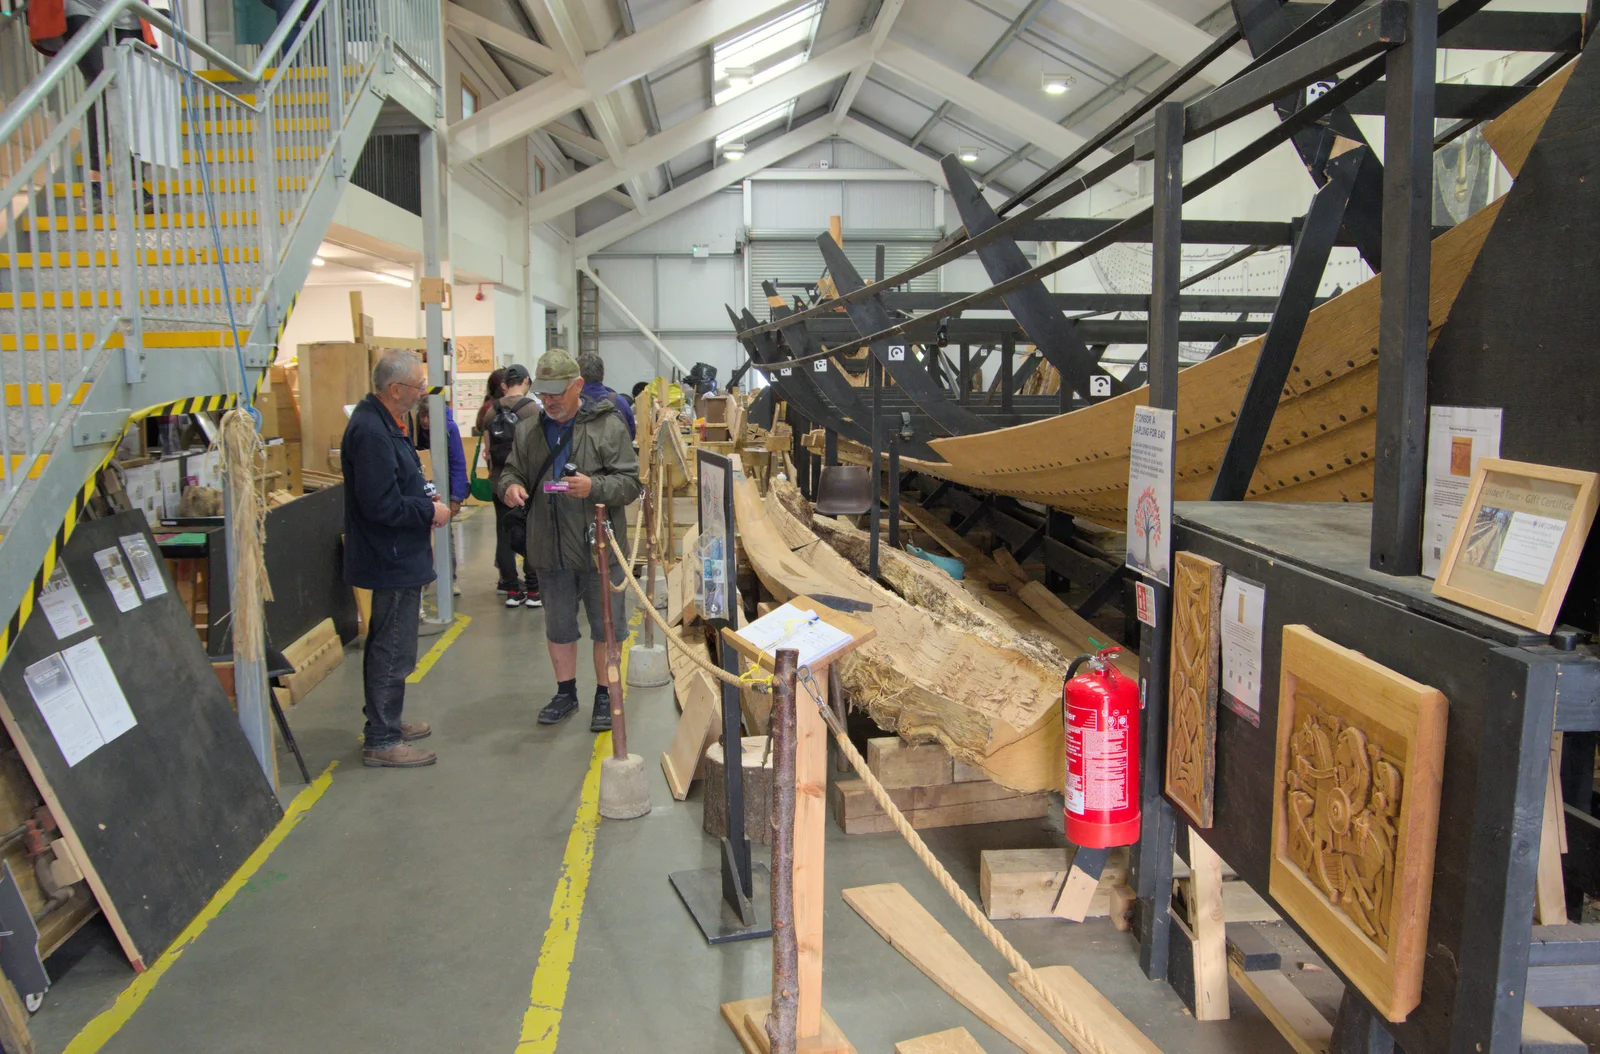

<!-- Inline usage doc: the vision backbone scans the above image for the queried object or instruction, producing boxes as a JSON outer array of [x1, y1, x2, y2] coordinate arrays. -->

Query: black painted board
[[210, 484, 359, 656], [0, 511, 281, 964], [1175, 512, 1551, 1054], [1176, 501, 1546, 646], [1427, 43, 1600, 633]]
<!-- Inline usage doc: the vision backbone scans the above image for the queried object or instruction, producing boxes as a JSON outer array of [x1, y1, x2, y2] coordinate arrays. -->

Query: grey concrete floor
[[26, 507, 1341, 1053]]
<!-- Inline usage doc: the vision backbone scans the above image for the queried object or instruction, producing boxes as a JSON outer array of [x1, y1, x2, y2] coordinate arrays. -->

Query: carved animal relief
[[1283, 698, 1404, 949], [1165, 552, 1223, 827], [1270, 625, 1447, 1023]]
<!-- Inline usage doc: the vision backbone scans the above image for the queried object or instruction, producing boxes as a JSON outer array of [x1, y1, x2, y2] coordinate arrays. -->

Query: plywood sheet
[[895, 1028, 988, 1053], [1166, 552, 1224, 827], [453, 335, 495, 373], [1269, 625, 1448, 1022], [0, 514, 281, 967]]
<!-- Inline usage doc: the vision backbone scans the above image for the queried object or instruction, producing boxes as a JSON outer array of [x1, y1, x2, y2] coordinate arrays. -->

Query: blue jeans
[[363, 586, 420, 749], [272, 0, 316, 59]]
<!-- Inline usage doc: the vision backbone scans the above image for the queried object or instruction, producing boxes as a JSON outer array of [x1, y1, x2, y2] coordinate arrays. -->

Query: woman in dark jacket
[[475, 368, 507, 435]]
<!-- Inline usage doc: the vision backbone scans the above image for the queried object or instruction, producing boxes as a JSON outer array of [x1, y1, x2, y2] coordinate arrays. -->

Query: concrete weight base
[[599, 753, 651, 820], [626, 644, 671, 688]]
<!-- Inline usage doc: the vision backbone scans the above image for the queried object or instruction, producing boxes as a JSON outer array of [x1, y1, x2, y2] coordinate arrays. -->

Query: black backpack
[[487, 397, 533, 469]]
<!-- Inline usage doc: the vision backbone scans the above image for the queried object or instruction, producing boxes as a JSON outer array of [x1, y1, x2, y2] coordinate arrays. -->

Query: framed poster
[[696, 451, 736, 625], [1431, 458, 1598, 633]]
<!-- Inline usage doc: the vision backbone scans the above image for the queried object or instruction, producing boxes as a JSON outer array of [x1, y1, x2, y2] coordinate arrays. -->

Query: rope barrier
[[794, 668, 1113, 1054], [605, 513, 1125, 1054]]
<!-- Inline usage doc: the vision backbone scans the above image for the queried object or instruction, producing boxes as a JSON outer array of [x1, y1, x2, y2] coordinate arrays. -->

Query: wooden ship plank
[[730, 461, 1070, 792]]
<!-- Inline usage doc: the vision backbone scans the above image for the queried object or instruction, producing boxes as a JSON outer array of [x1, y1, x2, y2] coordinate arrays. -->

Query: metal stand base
[[670, 864, 772, 944]]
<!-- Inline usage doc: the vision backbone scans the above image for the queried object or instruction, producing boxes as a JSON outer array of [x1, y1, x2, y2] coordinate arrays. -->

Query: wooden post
[[768, 650, 800, 1054], [594, 504, 627, 759], [795, 661, 830, 1042], [1188, 829, 1230, 1021]]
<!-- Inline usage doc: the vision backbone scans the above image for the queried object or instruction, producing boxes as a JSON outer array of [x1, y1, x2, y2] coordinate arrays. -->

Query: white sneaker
[[524, 591, 542, 608], [506, 592, 525, 608]]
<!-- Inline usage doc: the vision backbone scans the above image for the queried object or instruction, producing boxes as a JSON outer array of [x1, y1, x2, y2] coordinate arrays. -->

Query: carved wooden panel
[[1270, 626, 1447, 1022], [1165, 551, 1223, 827]]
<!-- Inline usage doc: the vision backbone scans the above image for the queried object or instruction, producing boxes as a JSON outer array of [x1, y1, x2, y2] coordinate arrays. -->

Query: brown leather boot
[[363, 743, 437, 768], [400, 721, 432, 741]]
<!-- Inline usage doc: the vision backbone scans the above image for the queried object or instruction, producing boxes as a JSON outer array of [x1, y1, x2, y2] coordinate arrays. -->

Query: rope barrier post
[[594, 504, 627, 760], [595, 504, 651, 821], [642, 460, 659, 647], [767, 648, 800, 1054]]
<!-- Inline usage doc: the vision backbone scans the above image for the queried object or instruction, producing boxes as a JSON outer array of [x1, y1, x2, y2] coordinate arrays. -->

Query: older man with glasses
[[342, 349, 453, 768]]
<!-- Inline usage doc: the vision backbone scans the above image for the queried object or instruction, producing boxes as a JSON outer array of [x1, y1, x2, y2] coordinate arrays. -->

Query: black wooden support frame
[[1370, 0, 1438, 575], [1132, 100, 1185, 982], [1209, 146, 1362, 501]]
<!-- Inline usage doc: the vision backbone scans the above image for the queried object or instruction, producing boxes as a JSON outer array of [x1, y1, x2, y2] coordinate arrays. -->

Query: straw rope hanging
[[217, 408, 274, 662]]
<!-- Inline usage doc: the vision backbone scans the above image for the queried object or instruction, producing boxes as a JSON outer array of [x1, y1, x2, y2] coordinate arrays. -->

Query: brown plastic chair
[[813, 465, 875, 516]]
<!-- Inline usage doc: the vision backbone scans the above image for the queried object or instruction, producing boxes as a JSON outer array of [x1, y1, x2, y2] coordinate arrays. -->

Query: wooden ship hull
[[806, 197, 1499, 527], [774, 66, 1573, 528]]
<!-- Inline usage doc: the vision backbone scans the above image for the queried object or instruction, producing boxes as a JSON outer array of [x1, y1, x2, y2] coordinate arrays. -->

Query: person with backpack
[[487, 365, 541, 607], [498, 348, 640, 731]]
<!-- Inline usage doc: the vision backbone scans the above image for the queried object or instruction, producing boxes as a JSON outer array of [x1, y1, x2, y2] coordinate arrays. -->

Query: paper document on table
[[23, 653, 103, 767], [738, 603, 853, 668], [62, 638, 137, 744]]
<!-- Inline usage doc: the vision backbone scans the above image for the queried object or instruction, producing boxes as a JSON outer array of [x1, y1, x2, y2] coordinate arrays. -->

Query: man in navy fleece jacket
[[342, 349, 452, 769]]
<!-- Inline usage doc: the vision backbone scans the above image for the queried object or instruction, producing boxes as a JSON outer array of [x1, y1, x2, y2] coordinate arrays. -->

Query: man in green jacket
[[498, 348, 641, 730]]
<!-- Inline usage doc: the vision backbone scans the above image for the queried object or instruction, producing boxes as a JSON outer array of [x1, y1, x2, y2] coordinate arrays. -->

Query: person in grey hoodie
[[498, 349, 641, 732]]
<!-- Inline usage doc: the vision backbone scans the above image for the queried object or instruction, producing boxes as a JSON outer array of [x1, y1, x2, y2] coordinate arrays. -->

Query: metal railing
[[0, 0, 441, 516]]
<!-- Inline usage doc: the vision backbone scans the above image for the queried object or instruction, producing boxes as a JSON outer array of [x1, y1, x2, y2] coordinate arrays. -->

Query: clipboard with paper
[[722, 596, 875, 672]]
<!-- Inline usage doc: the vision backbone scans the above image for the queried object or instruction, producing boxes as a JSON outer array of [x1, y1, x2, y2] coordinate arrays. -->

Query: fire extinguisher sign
[[1134, 580, 1157, 627]]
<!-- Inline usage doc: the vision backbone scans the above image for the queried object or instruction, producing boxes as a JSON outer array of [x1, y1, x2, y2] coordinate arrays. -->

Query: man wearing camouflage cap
[[498, 348, 641, 731]]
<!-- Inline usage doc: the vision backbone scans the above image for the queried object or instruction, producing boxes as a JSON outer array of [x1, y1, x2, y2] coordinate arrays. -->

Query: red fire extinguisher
[[1063, 647, 1141, 849]]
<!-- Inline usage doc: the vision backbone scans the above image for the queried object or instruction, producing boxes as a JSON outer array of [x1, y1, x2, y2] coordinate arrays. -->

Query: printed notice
[[118, 534, 168, 599], [38, 564, 93, 640], [1125, 406, 1175, 586], [1220, 573, 1265, 727], [1134, 580, 1157, 628], [62, 638, 137, 744], [94, 547, 142, 613], [23, 653, 103, 767], [1423, 406, 1501, 578], [1493, 511, 1565, 583], [738, 603, 854, 668]]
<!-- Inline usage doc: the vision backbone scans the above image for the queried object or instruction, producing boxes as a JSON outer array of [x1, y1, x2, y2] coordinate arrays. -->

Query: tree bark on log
[[767, 650, 799, 1054]]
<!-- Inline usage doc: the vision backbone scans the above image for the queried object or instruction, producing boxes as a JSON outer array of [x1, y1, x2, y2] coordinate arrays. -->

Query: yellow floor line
[[515, 615, 639, 1054], [408, 613, 472, 683], [63, 762, 338, 1054]]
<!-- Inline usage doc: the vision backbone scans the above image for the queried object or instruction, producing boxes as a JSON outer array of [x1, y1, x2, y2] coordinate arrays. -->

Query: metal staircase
[[0, 0, 442, 647]]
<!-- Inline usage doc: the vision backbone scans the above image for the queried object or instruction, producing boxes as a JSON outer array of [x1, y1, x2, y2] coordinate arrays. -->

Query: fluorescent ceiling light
[[722, 143, 747, 160], [373, 271, 411, 287], [726, 66, 754, 89], [1042, 71, 1073, 95], [958, 146, 980, 164], [312, 256, 326, 266]]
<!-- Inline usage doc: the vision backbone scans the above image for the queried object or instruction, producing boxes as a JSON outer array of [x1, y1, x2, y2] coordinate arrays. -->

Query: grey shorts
[[541, 565, 629, 645]]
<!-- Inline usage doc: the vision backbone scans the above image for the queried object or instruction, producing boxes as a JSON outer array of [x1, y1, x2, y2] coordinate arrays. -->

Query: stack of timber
[[831, 737, 1049, 834], [731, 461, 1069, 792]]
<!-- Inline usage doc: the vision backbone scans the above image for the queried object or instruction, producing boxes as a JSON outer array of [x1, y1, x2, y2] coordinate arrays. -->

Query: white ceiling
[[445, 0, 1243, 219]]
